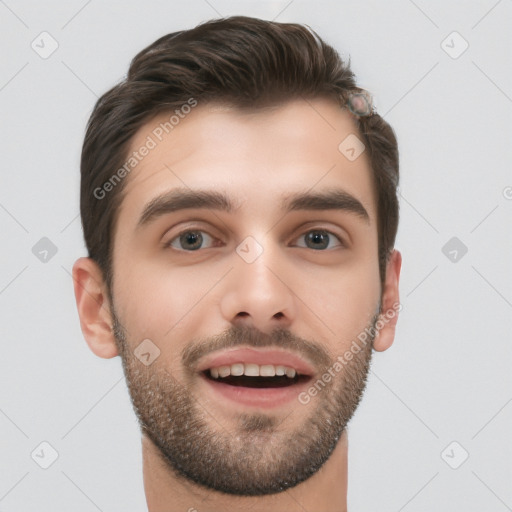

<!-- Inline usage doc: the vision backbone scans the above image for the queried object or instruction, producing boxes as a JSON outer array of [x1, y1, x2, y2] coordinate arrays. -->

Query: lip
[[199, 371, 312, 408], [196, 347, 316, 376]]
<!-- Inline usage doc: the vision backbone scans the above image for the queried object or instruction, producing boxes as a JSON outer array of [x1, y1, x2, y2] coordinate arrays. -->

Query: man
[[72, 15, 401, 512]]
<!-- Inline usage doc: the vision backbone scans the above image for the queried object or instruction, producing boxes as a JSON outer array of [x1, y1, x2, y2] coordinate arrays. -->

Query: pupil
[[181, 231, 202, 250], [307, 231, 328, 250]]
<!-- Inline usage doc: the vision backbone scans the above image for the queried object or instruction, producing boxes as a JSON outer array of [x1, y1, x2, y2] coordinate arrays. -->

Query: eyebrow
[[136, 187, 370, 229]]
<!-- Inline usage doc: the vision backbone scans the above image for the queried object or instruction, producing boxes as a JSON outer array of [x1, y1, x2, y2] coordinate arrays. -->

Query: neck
[[142, 429, 348, 512]]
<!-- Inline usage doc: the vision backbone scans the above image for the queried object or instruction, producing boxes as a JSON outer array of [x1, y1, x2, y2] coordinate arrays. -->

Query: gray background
[[1, 0, 511, 510]]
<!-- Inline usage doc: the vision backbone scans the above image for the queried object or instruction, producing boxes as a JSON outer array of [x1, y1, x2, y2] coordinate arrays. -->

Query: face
[[108, 98, 383, 495]]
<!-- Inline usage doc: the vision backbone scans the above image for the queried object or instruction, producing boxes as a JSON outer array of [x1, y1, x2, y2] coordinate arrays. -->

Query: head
[[73, 15, 401, 496]]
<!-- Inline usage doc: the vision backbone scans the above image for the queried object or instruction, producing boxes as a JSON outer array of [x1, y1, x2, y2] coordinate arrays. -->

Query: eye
[[294, 229, 344, 250], [165, 229, 218, 251], [164, 228, 345, 252]]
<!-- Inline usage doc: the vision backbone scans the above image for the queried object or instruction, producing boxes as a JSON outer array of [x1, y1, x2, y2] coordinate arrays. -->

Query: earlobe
[[71, 257, 119, 359], [373, 249, 402, 352]]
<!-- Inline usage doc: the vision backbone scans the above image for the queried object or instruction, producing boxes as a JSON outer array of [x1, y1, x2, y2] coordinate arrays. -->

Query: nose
[[219, 242, 297, 333]]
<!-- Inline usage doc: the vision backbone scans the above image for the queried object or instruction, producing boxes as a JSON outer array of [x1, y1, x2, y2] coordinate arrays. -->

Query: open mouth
[[202, 370, 311, 388], [198, 358, 315, 407]]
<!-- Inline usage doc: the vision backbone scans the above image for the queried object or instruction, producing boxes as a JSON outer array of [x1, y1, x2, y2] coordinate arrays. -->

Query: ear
[[373, 249, 402, 352], [72, 257, 119, 359]]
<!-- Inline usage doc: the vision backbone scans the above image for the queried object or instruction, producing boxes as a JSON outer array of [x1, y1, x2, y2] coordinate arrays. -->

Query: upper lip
[[196, 347, 316, 377]]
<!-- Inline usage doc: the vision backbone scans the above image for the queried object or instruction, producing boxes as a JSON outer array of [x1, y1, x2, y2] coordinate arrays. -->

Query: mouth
[[196, 348, 315, 408], [202, 364, 312, 388]]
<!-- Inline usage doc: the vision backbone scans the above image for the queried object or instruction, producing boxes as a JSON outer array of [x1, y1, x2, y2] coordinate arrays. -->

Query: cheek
[[115, 257, 208, 345], [296, 256, 380, 349]]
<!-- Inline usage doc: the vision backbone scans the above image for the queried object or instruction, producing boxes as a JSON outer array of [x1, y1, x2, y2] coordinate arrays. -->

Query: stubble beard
[[112, 311, 377, 496]]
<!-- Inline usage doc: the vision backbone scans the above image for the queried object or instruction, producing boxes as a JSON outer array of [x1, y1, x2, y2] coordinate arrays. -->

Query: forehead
[[115, 98, 377, 229]]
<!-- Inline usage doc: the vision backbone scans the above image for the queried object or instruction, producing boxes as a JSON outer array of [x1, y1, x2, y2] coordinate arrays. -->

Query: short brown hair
[[80, 15, 399, 296]]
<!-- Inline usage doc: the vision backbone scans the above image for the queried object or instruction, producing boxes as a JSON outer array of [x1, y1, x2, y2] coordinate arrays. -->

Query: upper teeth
[[209, 363, 297, 379]]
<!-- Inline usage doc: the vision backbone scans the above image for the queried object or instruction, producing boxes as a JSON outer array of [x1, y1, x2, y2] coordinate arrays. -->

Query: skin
[[72, 97, 401, 512]]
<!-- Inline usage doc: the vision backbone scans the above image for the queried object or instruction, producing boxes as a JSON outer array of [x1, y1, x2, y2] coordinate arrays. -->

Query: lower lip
[[200, 373, 311, 408]]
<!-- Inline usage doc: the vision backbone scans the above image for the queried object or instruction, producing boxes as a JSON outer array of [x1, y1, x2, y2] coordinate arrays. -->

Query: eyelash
[[163, 228, 346, 252]]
